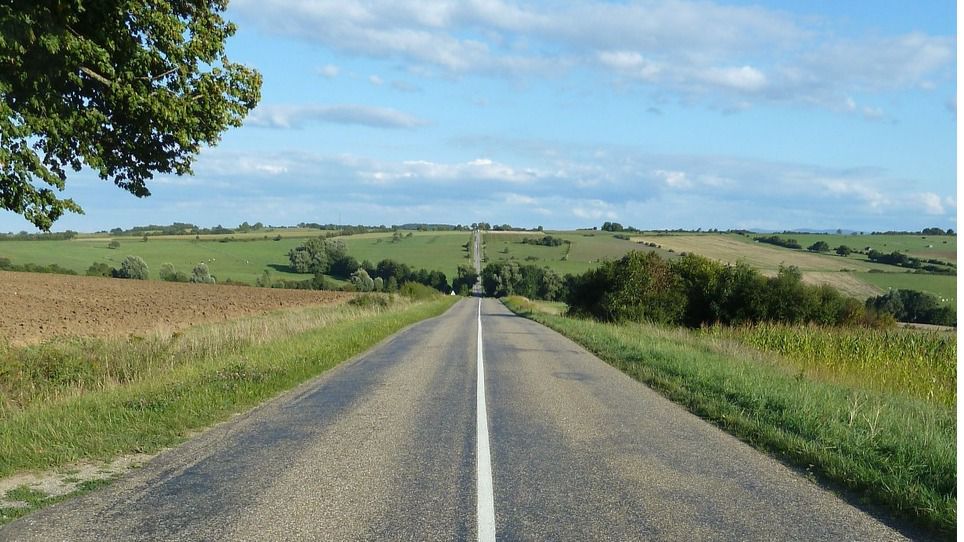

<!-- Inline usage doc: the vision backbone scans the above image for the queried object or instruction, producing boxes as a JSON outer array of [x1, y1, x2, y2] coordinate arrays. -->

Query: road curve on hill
[[1, 298, 908, 541]]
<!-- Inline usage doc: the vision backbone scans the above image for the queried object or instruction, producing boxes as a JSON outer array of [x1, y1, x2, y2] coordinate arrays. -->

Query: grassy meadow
[[0, 230, 474, 285], [338, 230, 473, 279], [484, 230, 649, 275], [0, 293, 458, 524], [503, 296, 956, 536]]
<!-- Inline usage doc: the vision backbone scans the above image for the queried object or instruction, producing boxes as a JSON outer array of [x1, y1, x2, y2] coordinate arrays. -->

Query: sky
[[2, 0, 958, 232]]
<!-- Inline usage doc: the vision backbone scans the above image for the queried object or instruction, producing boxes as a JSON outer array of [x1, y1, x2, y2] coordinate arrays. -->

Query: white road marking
[[476, 297, 496, 541]]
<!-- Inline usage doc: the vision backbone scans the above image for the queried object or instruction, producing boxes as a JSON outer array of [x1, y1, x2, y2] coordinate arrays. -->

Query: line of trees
[[754, 235, 803, 249], [490, 250, 955, 327]]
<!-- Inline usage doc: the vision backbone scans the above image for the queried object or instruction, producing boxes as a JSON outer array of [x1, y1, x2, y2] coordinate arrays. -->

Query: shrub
[[107, 240, 120, 249], [158, 263, 188, 282], [807, 241, 830, 253], [86, 262, 113, 277], [350, 268, 375, 292], [190, 263, 216, 284], [114, 256, 149, 280], [399, 282, 438, 301], [348, 294, 392, 308]]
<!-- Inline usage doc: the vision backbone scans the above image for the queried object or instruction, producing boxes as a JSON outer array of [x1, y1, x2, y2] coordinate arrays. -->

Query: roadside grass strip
[[503, 296, 955, 538], [0, 296, 457, 524]]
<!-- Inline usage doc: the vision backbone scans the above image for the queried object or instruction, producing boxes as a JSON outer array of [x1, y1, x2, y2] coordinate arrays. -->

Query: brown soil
[[0, 271, 352, 346]]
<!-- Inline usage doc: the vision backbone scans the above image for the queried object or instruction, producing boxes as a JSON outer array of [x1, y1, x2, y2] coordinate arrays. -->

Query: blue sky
[[3, 0, 957, 231]]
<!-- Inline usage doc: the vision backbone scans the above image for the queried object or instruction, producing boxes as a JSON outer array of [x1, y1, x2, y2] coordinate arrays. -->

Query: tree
[[86, 261, 112, 277], [807, 241, 830, 253], [1, 2, 262, 230], [350, 268, 375, 292], [191, 262, 215, 284], [114, 255, 148, 280], [835, 245, 852, 256]]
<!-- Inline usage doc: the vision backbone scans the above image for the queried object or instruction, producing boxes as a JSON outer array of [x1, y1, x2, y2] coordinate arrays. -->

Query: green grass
[[484, 231, 647, 275], [699, 323, 956, 407], [0, 479, 113, 525], [0, 230, 474, 285], [786, 233, 957, 263], [339, 231, 473, 280], [0, 295, 457, 481], [0, 237, 313, 283], [503, 296, 956, 537], [859, 272, 957, 305]]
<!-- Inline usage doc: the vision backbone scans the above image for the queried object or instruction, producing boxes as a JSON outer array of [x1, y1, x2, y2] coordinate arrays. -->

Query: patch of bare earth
[[0, 271, 352, 345], [0, 454, 155, 509]]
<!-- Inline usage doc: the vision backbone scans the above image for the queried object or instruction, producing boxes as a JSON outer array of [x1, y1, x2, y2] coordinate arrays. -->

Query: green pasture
[[785, 233, 957, 263], [484, 231, 649, 275], [0, 237, 310, 283], [338, 231, 473, 280]]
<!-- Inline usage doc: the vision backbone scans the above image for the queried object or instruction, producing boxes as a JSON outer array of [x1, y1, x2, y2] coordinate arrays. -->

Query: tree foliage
[[113, 255, 148, 279], [0, 1, 262, 229]]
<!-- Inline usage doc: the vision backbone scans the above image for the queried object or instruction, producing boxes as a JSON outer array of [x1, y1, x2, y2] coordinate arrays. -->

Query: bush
[[107, 240, 120, 249], [399, 282, 438, 301], [190, 263, 216, 284], [86, 262, 112, 277], [348, 294, 392, 308], [350, 268, 375, 292], [159, 263, 189, 282], [113, 256, 149, 280], [567, 251, 865, 327], [807, 241, 830, 253], [866, 290, 956, 326]]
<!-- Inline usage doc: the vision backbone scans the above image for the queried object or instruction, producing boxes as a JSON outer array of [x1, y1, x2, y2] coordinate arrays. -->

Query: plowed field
[[0, 271, 351, 345]]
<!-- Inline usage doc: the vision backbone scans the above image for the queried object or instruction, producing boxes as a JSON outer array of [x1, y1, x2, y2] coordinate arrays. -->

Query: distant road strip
[[476, 298, 496, 541]]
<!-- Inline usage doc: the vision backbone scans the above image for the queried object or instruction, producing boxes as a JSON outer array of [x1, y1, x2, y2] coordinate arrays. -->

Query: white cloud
[[318, 64, 340, 78], [368, 74, 384, 85], [700, 65, 767, 92], [246, 104, 428, 129], [572, 200, 618, 220], [917, 192, 946, 215], [653, 169, 691, 188], [233, 0, 953, 109]]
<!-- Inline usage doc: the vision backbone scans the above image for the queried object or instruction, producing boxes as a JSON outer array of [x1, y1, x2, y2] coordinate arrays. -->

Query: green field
[[338, 231, 473, 280], [785, 233, 957, 263], [0, 237, 312, 283], [0, 230, 474, 285], [860, 272, 957, 305], [484, 230, 650, 275]]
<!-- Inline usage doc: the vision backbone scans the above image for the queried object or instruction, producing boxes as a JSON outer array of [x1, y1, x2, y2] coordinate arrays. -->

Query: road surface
[[1, 298, 908, 541]]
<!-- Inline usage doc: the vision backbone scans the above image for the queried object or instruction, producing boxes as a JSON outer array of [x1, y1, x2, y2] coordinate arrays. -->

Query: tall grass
[[503, 296, 956, 537], [699, 323, 956, 407], [0, 295, 457, 478]]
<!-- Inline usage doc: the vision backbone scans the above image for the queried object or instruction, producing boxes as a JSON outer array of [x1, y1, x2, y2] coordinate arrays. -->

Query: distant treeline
[[0, 230, 78, 241], [482, 251, 956, 327]]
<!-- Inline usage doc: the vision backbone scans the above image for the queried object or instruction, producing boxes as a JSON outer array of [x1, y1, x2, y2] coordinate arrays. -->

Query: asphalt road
[[1, 298, 908, 541]]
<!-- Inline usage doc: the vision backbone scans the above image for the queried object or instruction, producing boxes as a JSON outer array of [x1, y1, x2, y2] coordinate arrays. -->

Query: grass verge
[[0, 295, 457, 524], [503, 296, 955, 538]]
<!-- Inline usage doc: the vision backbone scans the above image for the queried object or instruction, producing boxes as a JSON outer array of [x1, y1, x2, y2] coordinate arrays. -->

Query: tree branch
[[80, 66, 113, 86]]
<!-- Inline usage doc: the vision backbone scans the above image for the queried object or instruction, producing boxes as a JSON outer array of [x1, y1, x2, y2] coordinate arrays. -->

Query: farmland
[[785, 233, 957, 263], [484, 230, 649, 275], [0, 271, 351, 346], [338, 230, 473, 280], [630, 233, 956, 303], [0, 230, 473, 286]]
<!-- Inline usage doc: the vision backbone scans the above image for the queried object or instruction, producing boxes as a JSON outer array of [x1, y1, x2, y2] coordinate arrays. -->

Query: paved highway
[[1, 296, 908, 540]]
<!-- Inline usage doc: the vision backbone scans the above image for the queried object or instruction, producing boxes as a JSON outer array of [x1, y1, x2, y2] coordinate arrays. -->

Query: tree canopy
[[0, 1, 261, 229]]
